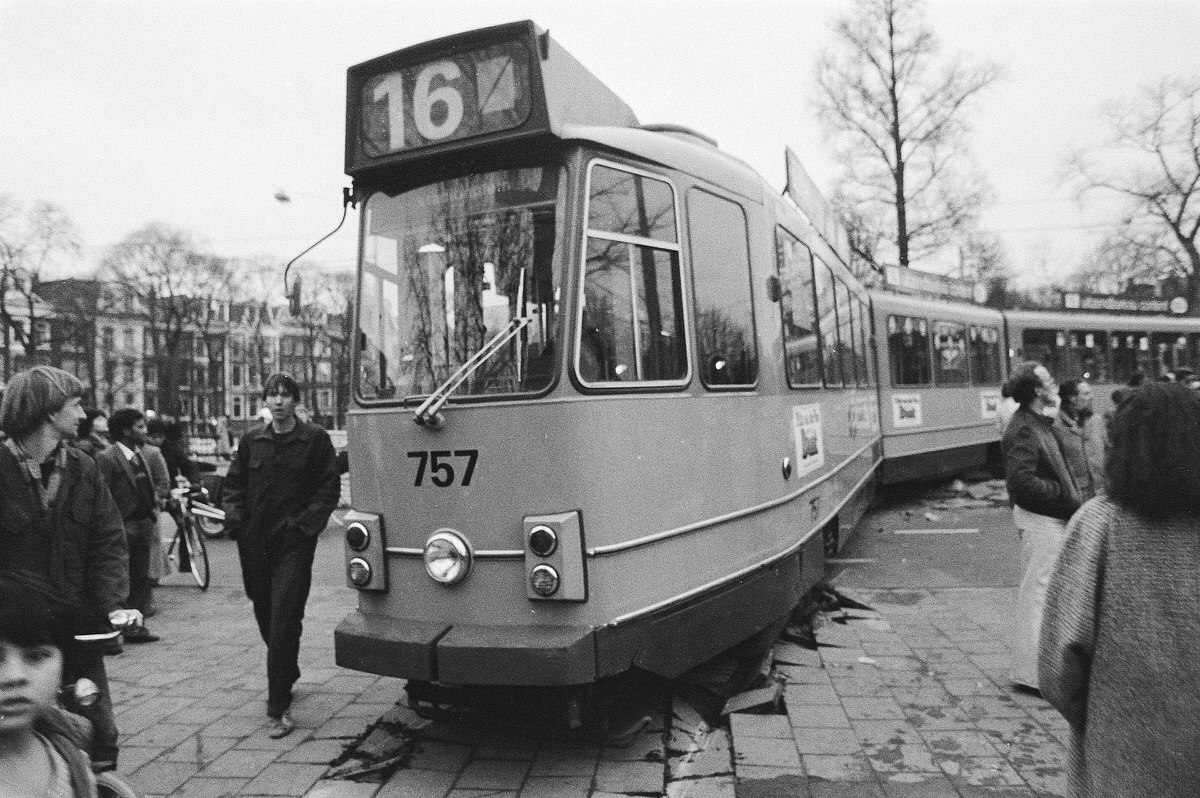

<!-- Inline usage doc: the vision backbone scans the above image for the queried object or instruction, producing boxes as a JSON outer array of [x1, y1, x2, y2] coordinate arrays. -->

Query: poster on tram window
[[892, 393, 923, 428], [792, 403, 825, 477], [980, 389, 1001, 420]]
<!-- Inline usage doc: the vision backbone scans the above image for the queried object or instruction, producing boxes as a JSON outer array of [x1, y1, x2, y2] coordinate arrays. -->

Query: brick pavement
[[730, 586, 1069, 798], [104, 507, 1068, 797]]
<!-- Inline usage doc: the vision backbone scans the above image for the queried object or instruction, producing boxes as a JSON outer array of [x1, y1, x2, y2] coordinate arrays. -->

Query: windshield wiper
[[415, 267, 533, 428], [413, 316, 531, 427]]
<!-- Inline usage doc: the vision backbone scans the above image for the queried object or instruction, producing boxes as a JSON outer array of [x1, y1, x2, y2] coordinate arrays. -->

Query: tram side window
[[969, 326, 1002, 386], [774, 229, 821, 387], [579, 165, 687, 384], [1111, 331, 1151, 383], [1066, 331, 1108, 382], [856, 297, 874, 386], [1150, 332, 1191, 379], [834, 279, 857, 387], [932, 320, 968, 385], [887, 315, 931, 386], [1020, 329, 1060, 374], [687, 189, 757, 387], [815, 259, 843, 386]]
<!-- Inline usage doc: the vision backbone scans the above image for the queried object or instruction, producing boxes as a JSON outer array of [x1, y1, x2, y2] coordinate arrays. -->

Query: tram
[[333, 21, 882, 692], [871, 291, 1006, 483]]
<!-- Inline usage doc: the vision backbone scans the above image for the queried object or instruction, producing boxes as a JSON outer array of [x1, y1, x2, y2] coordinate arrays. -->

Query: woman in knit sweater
[[1040, 381, 1200, 798]]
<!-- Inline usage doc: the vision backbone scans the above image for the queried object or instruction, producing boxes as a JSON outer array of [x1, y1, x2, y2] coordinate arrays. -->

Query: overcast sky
[[2, 0, 1196, 288]]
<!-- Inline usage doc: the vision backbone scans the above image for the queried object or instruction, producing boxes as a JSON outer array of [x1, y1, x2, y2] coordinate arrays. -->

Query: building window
[[123, 328, 134, 352], [233, 396, 243, 418], [102, 327, 114, 352]]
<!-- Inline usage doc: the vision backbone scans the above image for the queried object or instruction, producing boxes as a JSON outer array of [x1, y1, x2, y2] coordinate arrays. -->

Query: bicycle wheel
[[183, 517, 210, 590]]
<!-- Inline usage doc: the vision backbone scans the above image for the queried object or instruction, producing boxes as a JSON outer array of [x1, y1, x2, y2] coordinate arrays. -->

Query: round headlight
[[528, 525, 558, 557], [423, 530, 472, 584], [348, 557, 372, 587], [345, 523, 370, 551], [529, 564, 560, 597]]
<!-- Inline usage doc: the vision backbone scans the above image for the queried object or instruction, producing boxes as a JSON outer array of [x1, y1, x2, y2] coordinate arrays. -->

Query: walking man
[[0, 366, 130, 771], [96, 408, 162, 644], [223, 373, 340, 738]]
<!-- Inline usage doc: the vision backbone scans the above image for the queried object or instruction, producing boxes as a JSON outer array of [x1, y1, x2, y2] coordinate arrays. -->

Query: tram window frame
[[1150, 331, 1189, 379], [576, 160, 690, 389], [814, 258, 843, 387], [686, 188, 758, 389], [1020, 328, 1060, 375], [1065, 330, 1109, 382], [854, 296, 873, 387], [968, 325, 1002, 386], [1111, 330, 1151, 384], [834, 278, 857, 388], [887, 314, 932, 387], [773, 228, 822, 388], [932, 320, 968, 386]]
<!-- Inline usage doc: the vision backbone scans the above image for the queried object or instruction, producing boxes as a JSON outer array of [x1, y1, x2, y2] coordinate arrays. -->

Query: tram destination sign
[[346, 21, 637, 176], [1061, 291, 1189, 315]]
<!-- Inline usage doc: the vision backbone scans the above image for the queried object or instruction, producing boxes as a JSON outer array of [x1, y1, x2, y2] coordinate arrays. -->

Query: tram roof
[[561, 123, 766, 204], [1004, 307, 1200, 332], [870, 289, 1005, 324]]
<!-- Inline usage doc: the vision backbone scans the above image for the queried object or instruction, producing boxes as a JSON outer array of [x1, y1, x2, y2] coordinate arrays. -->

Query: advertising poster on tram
[[980, 389, 1001, 420], [792, 404, 825, 477], [892, 393, 923, 428], [848, 393, 881, 440]]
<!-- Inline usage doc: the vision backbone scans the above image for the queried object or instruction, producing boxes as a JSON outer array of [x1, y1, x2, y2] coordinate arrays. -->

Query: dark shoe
[[267, 711, 295, 739], [123, 626, 160, 644], [1012, 682, 1043, 698], [104, 635, 123, 656]]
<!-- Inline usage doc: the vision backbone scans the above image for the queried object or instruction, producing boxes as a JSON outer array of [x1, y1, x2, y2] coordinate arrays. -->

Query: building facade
[[37, 278, 346, 436]]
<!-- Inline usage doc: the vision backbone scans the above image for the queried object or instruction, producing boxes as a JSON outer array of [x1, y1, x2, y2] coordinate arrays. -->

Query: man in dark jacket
[[96, 408, 161, 643], [0, 366, 129, 771], [223, 373, 339, 738]]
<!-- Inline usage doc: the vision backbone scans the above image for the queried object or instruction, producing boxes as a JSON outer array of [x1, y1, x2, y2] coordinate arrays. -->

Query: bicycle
[[164, 483, 213, 590]]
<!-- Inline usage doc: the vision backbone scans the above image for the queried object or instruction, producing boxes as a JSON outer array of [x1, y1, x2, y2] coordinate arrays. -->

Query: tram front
[[335, 22, 642, 687]]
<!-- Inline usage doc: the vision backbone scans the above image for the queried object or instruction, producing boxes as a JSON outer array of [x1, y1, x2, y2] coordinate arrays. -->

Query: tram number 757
[[407, 450, 479, 487]]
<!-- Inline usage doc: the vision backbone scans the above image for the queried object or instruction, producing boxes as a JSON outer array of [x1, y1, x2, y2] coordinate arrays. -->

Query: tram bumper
[[334, 611, 596, 685]]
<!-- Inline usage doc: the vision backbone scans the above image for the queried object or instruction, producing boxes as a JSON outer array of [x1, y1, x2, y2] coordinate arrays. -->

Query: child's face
[[0, 639, 62, 733]]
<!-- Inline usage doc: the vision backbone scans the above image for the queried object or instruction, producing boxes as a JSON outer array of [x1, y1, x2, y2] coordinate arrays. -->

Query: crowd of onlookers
[[998, 363, 1200, 797], [0, 366, 341, 796]]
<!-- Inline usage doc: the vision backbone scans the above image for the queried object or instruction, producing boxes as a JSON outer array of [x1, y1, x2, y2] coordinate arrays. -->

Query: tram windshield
[[356, 166, 563, 402]]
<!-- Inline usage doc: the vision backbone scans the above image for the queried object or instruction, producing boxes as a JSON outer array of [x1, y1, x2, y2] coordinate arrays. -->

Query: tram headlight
[[423, 530, 472, 585], [529, 564, 560, 597], [528, 525, 558, 557], [345, 523, 370, 551], [348, 558, 372, 587]]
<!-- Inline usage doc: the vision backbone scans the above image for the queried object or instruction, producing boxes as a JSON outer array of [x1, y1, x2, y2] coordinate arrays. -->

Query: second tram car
[[871, 291, 1007, 483], [334, 21, 881, 692]]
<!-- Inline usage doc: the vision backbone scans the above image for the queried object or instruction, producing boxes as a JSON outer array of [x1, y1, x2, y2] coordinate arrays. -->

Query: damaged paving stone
[[720, 681, 783, 716]]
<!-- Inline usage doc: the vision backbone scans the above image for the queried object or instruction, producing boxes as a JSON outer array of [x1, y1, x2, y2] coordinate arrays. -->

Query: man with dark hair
[[223, 373, 340, 738], [1054, 379, 1106, 502], [96, 408, 161, 645], [0, 365, 129, 772]]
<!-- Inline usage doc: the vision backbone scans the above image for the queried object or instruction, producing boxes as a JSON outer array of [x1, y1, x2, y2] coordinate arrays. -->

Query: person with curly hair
[[1040, 381, 1200, 797]]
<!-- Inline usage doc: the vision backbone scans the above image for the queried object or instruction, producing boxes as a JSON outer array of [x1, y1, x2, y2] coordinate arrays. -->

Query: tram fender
[[334, 611, 447, 680], [599, 553, 804, 680]]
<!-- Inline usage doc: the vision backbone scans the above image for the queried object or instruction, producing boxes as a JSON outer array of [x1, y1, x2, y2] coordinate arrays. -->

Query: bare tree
[[1067, 78, 1200, 306], [1067, 221, 1188, 295], [100, 223, 232, 419], [814, 0, 1001, 270], [0, 197, 81, 378]]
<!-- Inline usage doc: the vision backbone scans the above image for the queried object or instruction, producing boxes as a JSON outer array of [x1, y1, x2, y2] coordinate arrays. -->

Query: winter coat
[[1003, 405, 1083, 521], [1051, 412, 1107, 503], [37, 708, 99, 798], [222, 420, 340, 547], [0, 444, 127, 633], [1039, 496, 1200, 798]]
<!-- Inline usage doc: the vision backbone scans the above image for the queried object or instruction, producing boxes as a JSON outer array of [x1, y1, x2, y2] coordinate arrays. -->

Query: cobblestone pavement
[[104, 487, 1068, 797]]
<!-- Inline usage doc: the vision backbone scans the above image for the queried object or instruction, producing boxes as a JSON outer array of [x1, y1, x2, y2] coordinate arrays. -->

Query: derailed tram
[[334, 21, 882, 697]]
